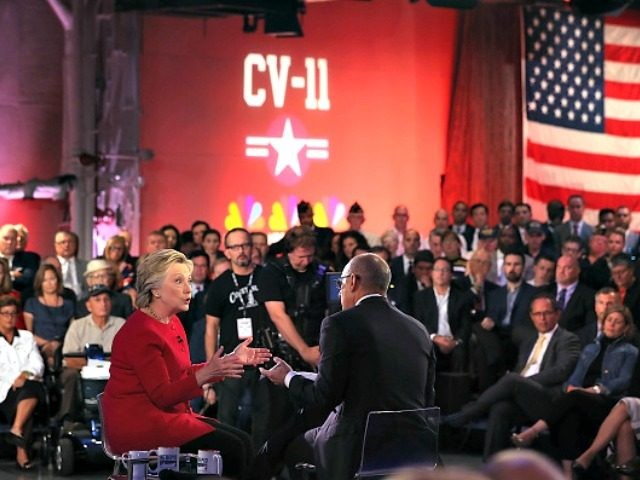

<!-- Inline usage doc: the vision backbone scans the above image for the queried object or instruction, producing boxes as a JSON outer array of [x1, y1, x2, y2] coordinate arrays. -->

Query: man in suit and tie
[[414, 257, 474, 372], [443, 292, 581, 459], [610, 253, 640, 330], [0, 224, 40, 297], [554, 194, 594, 248], [389, 229, 421, 313], [54, 230, 87, 298], [544, 254, 595, 337], [450, 200, 474, 252], [259, 253, 436, 480]]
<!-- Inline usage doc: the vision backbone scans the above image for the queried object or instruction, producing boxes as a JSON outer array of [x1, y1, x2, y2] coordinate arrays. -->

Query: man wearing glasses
[[204, 228, 271, 445], [258, 253, 435, 479]]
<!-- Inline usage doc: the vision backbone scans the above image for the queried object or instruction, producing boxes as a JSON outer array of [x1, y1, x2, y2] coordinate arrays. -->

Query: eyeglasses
[[226, 243, 252, 251], [335, 274, 352, 291], [0, 311, 19, 318]]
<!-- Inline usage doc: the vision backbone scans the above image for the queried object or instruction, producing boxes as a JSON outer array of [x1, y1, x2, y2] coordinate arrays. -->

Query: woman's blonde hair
[[603, 303, 636, 340], [135, 249, 192, 309]]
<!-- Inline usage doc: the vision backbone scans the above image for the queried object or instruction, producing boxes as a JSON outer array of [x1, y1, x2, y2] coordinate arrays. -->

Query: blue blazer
[[564, 335, 638, 397]]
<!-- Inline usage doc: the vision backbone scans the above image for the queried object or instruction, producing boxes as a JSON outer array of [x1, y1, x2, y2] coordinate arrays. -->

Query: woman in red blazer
[[103, 249, 270, 479]]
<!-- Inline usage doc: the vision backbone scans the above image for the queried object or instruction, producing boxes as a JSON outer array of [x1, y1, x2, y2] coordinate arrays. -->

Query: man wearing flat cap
[[57, 284, 126, 423]]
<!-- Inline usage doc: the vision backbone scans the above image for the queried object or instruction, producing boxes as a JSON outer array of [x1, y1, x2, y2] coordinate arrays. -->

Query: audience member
[[555, 194, 594, 248], [75, 259, 134, 320], [23, 264, 75, 368], [0, 224, 39, 297], [610, 253, 640, 329], [413, 257, 473, 372], [202, 229, 224, 265], [441, 231, 467, 278], [57, 284, 125, 422], [346, 202, 379, 248], [0, 257, 25, 329], [513, 203, 532, 245], [484, 449, 565, 480], [160, 224, 181, 250], [469, 203, 490, 252], [443, 293, 580, 459], [450, 200, 474, 252], [615, 206, 639, 255], [495, 200, 515, 231], [390, 204, 412, 256], [54, 230, 87, 298], [145, 230, 168, 254], [0, 295, 45, 470], [191, 220, 210, 248], [103, 235, 136, 296], [512, 304, 638, 477], [527, 253, 556, 288], [250, 232, 269, 266]]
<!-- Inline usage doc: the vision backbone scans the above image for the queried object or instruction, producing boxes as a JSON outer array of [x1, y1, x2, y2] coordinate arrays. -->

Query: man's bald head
[[345, 253, 391, 294]]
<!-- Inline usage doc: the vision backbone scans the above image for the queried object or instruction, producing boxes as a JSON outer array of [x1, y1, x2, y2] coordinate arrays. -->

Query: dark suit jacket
[[622, 280, 640, 331], [544, 282, 595, 333], [11, 250, 40, 293], [288, 296, 435, 480], [514, 327, 581, 397], [389, 256, 410, 313], [486, 282, 538, 333], [413, 284, 474, 344], [450, 224, 474, 251], [555, 221, 594, 248]]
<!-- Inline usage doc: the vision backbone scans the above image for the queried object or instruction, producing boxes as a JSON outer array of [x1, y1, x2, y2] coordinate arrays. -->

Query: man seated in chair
[[56, 284, 125, 423], [259, 253, 436, 480]]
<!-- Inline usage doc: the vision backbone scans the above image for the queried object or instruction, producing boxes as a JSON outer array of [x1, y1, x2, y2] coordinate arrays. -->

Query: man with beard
[[473, 251, 538, 389], [205, 228, 271, 446]]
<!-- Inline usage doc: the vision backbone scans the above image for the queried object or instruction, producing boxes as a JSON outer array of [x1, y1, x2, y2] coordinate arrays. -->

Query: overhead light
[[264, 0, 303, 37]]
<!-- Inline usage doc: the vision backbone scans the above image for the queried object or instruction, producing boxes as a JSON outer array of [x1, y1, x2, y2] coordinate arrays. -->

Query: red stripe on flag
[[605, 80, 640, 100], [525, 177, 640, 211], [605, 44, 640, 64], [605, 10, 640, 27], [527, 140, 640, 174], [605, 118, 640, 137]]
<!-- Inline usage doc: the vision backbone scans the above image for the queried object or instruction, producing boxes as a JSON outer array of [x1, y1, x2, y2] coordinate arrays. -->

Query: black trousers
[[181, 418, 253, 480]]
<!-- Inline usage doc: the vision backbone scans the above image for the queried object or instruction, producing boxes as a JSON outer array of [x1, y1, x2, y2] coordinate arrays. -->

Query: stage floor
[[0, 451, 485, 479]]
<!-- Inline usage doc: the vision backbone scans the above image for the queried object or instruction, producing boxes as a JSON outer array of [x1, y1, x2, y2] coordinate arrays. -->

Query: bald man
[[260, 253, 436, 480]]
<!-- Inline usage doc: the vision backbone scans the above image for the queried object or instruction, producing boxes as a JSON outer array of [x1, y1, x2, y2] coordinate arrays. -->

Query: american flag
[[523, 7, 640, 226]]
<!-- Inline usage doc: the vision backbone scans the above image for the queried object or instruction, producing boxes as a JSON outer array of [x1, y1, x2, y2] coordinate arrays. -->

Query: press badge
[[236, 317, 253, 339]]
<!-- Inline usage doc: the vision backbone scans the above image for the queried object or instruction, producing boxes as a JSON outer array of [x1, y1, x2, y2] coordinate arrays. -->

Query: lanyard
[[231, 272, 253, 316]]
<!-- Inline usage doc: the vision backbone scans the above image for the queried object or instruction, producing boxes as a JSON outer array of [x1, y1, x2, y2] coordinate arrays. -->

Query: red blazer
[[103, 310, 219, 454]]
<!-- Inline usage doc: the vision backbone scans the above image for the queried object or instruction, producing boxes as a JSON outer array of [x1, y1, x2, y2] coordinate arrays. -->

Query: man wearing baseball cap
[[75, 259, 134, 319]]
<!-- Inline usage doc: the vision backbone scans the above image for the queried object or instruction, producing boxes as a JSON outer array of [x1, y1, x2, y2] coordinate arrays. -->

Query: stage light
[[426, 0, 479, 8], [264, 0, 303, 37]]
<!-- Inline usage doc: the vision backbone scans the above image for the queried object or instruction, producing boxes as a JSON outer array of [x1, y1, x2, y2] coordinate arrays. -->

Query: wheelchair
[[53, 343, 111, 475]]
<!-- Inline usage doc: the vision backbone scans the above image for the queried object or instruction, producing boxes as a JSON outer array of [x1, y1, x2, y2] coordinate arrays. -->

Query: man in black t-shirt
[[205, 228, 271, 447]]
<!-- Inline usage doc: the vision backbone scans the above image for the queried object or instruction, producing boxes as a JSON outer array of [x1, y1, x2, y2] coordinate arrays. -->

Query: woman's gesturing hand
[[232, 337, 272, 366], [197, 347, 245, 385]]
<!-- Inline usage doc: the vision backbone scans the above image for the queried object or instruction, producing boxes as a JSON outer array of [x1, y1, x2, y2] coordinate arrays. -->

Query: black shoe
[[442, 412, 468, 428], [571, 461, 588, 480], [6, 432, 26, 449]]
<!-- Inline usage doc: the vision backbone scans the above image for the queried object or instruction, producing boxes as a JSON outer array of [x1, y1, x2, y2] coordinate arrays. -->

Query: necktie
[[557, 288, 567, 312], [521, 334, 546, 375], [572, 223, 579, 236], [408, 260, 414, 274], [63, 260, 73, 287]]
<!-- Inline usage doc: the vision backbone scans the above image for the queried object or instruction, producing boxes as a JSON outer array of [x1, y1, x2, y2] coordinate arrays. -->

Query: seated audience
[[0, 224, 39, 298], [0, 295, 45, 470], [512, 304, 638, 478], [443, 293, 581, 459], [527, 253, 556, 288], [610, 253, 640, 329], [103, 235, 136, 297], [57, 284, 125, 422], [75, 259, 134, 319], [23, 264, 75, 368], [413, 257, 473, 372], [54, 230, 87, 298]]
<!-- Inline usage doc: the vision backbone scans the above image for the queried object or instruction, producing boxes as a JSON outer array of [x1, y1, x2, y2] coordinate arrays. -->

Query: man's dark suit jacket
[[413, 284, 474, 344], [513, 327, 581, 397], [544, 282, 595, 333], [486, 282, 538, 334], [389, 256, 410, 313], [288, 296, 435, 480], [11, 250, 40, 294], [622, 280, 640, 331]]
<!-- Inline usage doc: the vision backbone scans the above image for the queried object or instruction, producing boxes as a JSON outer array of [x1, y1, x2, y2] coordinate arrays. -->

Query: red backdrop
[[139, 1, 458, 248]]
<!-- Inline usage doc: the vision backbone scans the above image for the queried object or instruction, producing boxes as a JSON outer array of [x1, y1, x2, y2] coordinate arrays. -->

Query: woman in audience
[[512, 304, 638, 477], [102, 249, 271, 479], [23, 264, 75, 368], [161, 224, 181, 251], [572, 397, 638, 479], [103, 234, 136, 299], [202, 229, 224, 268], [335, 230, 370, 271], [0, 295, 45, 470], [381, 229, 400, 258], [0, 257, 25, 329]]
